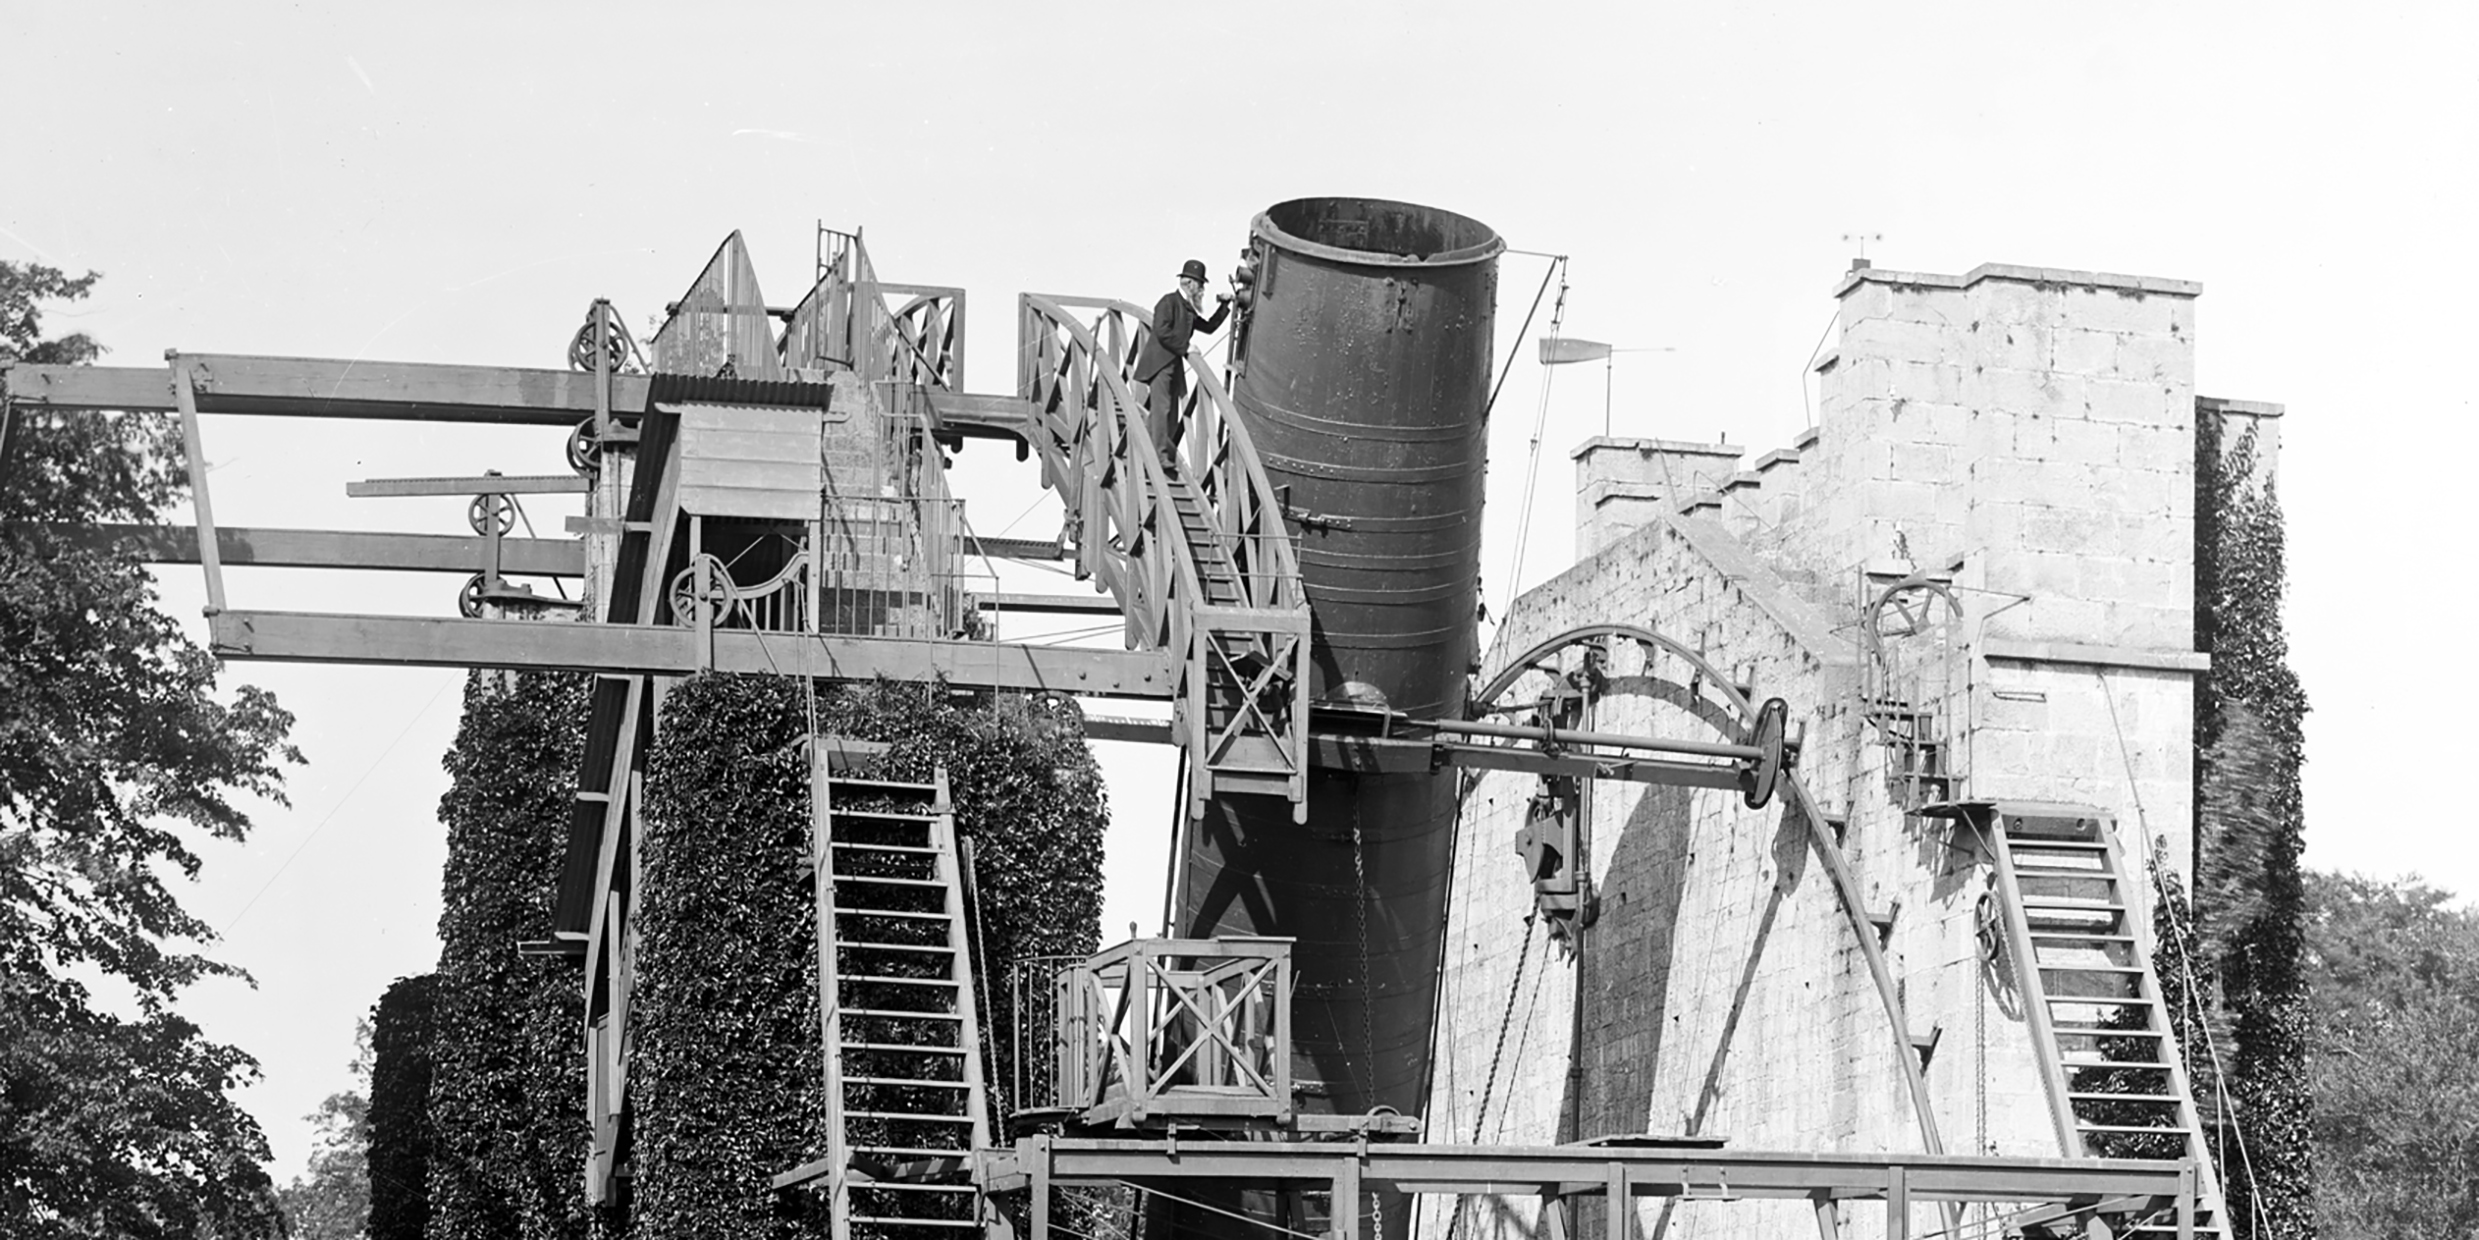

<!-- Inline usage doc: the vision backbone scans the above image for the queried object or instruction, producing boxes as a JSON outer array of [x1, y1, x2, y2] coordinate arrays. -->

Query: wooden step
[[841, 975, 960, 989], [826, 777, 940, 793], [834, 874, 950, 889], [834, 842, 941, 855], [838, 943, 957, 956], [846, 1076, 971, 1089], [2068, 1090, 2181, 1103], [842, 1042, 967, 1055], [834, 909, 956, 922], [842, 1009, 964, 1021], [850, 1143, 976, 1159]]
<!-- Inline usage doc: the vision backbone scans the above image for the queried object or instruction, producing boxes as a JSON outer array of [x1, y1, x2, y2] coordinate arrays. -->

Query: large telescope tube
[[1169, 197, 1500, 1239]]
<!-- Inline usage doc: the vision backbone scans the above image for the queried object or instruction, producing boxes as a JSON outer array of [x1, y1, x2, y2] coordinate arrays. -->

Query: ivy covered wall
[[625, 675, 1108, 1240], [426, 671, 601, 1240], [2162, 411, 2311, 1240]]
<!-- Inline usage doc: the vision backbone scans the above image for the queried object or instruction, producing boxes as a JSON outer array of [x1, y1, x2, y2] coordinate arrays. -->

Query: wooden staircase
[[1985, 807, 2229, 1239], [1159, 463, 1309, 822], [777, 765, 995, 1240]]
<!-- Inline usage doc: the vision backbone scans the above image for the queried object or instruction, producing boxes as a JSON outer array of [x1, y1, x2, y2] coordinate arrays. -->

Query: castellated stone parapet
[[1432, 261, 2264, 1240]]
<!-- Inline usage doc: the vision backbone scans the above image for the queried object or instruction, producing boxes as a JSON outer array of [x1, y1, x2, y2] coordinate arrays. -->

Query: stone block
[[2114, 332, 2196, 386], [1972, 279, 2053, 330], [2123, 511, 2194, 566], [1838, 279, 1894, 322], [1982, 366, 2068, 417], [2115, 421, 2195, 475], [1837, 354, 1895, 400], [1975, 320, 2051, 372], [2059, 285, 2186, 336], [1889, 442, 1959, 485], [1841, 316, 1960, 366], [2082, 377, 2174, 426], [2082, 465, 2176, 516], [2051, 327, 2120, 375], [1891, 361, 1969, 404], [1889, 400, 1972, 446], [2020, 504, 2110, 555], [2049, 417, 2121, 467]]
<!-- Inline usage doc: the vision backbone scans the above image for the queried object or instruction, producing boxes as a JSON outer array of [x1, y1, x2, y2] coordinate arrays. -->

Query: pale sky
[[11, 1, 2473, 1180]]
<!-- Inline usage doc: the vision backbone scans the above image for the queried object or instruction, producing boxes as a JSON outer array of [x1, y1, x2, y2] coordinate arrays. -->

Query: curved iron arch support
[[1468, 621, 1956, 1187]]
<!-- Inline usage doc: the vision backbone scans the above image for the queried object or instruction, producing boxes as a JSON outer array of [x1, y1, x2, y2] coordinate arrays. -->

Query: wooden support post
[[690, 514, 710, 670], [2177, 1162, 2196, 1240], [1030, 1137, 1051, 1240], [1333, 1153, 1361, 1240], [1604, 1162, 1629, 1240], [1810, 1193, 1840, 1240], [1885, 1166, 1908, 1240], [592, 299, 613, 442], [1539, 1194, 1569, 1240], [169, 354, 227, 613]]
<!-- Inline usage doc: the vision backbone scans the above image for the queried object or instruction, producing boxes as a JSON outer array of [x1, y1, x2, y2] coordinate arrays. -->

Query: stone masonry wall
[[1429, 262, 2238, 1240]]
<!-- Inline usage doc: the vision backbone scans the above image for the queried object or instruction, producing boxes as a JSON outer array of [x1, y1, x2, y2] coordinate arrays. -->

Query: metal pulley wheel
[[468, 492, 515, 536], [666, 554, 730, 627], [457, 573, 488, 619], [1737, 696, 1790, 809], [566, 419, 600, 474], [568, 317, 628, 374]]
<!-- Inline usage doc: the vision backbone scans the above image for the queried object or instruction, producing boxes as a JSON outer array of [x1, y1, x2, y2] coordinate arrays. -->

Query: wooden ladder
[[1986, 810, 2229, 1239], [779, 766, 995, 1240]]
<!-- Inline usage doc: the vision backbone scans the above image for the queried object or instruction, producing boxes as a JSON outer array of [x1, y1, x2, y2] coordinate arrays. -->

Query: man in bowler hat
[[1133, 258, 1231, 468]]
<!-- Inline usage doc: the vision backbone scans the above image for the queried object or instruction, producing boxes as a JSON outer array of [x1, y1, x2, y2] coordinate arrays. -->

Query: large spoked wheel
[[667, 555, 731, 628], [457, 573, 488, 618]]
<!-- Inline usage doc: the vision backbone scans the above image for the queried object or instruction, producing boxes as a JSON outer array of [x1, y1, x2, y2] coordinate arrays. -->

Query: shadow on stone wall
[[1554, 782, 1693, 1240]]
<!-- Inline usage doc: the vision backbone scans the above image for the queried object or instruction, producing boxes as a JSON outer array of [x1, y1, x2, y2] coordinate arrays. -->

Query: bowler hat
[[1177, 259, 1209, 284]]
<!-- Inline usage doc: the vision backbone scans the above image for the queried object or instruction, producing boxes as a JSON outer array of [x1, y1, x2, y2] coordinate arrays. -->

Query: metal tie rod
[[1418, 717, 1760, 762]]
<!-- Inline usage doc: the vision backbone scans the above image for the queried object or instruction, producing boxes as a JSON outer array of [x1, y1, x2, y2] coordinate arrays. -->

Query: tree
[[0, 260, 303, 1236], [2307, 871, 2479, 1236], [368, 974, 438, 1240], [280, 1021, 374, 1240]]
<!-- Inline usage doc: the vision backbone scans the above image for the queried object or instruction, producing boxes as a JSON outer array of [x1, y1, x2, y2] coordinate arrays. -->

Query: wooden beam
[[6, 354, 649, 425], [978, 592, 1124, 616], [204, 609, 1178, 698], [52, 523, 584, 576], [171, 360, 227, 612], [348, 474, 591, 498]]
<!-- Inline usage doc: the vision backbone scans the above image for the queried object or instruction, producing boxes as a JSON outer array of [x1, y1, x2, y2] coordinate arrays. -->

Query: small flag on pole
[[1539, 337, 1614, 365]]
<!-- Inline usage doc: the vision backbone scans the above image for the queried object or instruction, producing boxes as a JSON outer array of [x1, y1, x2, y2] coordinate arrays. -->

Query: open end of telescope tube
[[1256, 196, 1504, 266]]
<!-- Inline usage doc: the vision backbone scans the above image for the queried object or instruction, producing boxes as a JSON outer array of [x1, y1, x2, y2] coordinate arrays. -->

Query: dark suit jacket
[[1134, 289, 1230, 382]]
